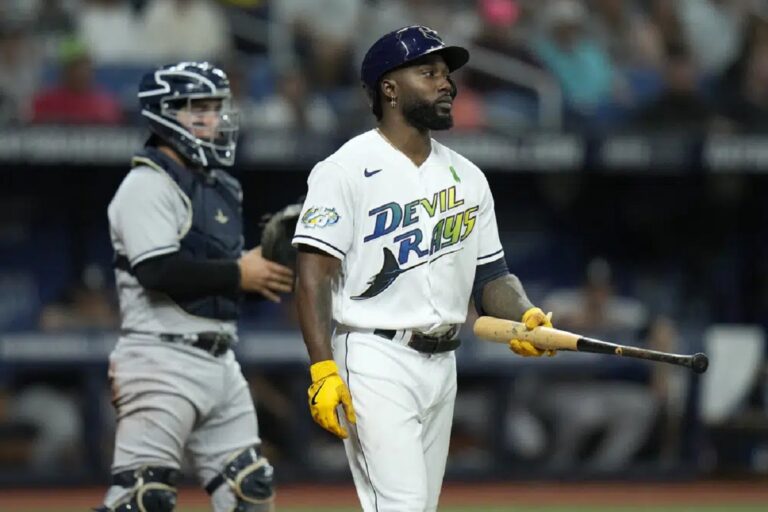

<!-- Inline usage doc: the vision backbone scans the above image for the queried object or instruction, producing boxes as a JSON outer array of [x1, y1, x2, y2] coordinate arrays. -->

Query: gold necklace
[[375, 127, 399, 151], [376, 128, 430, 167]]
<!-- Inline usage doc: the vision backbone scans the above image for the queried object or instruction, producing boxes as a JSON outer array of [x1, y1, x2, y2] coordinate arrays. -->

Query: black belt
[[373, 328, 461, 354], [122, 330, 234, 357]]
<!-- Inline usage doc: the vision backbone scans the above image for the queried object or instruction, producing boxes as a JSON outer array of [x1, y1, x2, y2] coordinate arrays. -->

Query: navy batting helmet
[[138, 62, 239, 168], [360, 25, 469, 93]]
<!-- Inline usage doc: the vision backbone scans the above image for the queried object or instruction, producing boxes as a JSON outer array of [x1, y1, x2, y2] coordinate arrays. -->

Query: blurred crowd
[[3, 0, 768, 133]]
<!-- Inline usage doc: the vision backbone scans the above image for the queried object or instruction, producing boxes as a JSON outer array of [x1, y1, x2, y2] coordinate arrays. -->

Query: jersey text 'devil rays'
[[353, 185, 478, 299]]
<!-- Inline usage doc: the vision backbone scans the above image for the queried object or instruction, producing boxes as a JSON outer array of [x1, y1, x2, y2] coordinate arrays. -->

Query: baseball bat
[[473, 316, 709, 374]]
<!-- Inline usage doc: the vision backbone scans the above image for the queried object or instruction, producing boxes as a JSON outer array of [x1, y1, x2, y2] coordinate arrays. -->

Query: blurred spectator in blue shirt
[[533, 0, 615, 113]]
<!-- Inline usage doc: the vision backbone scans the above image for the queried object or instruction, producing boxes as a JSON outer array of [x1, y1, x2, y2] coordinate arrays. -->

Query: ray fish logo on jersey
[[352, 186, 478, 299], [301, 206, 340, 228]]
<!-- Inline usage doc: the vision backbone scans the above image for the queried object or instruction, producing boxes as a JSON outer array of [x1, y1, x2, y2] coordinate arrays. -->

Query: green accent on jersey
[[449, 165, 461, 183]]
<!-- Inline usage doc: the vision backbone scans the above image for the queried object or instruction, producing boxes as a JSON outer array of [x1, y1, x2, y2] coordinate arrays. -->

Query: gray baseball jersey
[[108, 164, 236, 335]]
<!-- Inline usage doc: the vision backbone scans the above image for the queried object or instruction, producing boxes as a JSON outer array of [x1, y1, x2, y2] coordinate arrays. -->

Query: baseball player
[[97, 62, 292, 512], [292, 26, 556, 512]]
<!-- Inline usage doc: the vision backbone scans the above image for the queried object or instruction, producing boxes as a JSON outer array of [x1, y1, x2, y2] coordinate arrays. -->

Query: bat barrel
[[691, 352, 709, 374], [577, 337, 708, 373]]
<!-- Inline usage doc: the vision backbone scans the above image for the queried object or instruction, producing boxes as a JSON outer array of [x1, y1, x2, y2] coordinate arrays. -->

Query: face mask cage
[[159, 93, 240, 167]]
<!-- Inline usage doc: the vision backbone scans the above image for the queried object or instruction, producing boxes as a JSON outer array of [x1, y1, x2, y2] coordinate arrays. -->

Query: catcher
[[99, 62, 293, 512]]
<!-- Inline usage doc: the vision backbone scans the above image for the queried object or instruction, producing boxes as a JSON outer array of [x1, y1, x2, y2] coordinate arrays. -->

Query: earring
[[390, 97, 397, 108]]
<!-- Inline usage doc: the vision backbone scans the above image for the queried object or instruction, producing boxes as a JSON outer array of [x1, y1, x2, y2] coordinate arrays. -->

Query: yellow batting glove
[[308, 360, 356, 439], [508, 307, 557, 357]]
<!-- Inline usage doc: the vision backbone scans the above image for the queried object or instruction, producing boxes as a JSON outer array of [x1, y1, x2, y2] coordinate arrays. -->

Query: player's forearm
[[296, 248, 339, 363], [480, 274, 535, 321]]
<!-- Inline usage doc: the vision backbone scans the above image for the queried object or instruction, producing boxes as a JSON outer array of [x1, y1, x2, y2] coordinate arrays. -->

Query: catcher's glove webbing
[[259, 199, 303, 272]]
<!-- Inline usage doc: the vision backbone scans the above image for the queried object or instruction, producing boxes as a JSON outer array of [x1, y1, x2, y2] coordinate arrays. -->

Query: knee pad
[[205, 445, 275, 512], [103, 466, 179, 512]]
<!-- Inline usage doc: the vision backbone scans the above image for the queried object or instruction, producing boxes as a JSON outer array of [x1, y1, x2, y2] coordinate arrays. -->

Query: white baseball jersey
[[293, 129, 504, 333], [108, 165, 236, 335]]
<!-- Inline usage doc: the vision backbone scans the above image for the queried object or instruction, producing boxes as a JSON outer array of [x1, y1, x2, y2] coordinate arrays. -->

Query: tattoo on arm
[[480, 274, 534, 321], [296, 245, 341, 363], [310, 271, 333, 347]]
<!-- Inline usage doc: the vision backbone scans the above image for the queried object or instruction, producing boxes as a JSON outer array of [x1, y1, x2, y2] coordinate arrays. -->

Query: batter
[[293, 26, 556, 512]]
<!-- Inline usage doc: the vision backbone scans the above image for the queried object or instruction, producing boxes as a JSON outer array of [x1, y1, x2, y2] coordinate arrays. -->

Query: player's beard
[[402, 96, 453, 131]]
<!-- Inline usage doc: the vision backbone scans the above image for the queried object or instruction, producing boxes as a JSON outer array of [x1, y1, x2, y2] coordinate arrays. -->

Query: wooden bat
[[473, 316, 709, 374]]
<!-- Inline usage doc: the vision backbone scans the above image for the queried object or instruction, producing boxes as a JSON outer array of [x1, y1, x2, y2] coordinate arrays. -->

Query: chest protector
[[132, 147, 244, 320]]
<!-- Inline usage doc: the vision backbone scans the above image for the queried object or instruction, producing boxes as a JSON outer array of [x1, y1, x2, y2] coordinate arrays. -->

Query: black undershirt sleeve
[[133, 251, 240, 297], [472, 257, 510, 315]]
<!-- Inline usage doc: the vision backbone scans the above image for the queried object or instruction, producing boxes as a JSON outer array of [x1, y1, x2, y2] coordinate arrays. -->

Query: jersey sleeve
[[109, 168, 187, 267], [292, 160, 354, 260], [476, 175, 505, 266]]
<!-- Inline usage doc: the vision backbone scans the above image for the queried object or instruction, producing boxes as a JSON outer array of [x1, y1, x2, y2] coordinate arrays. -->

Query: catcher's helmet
[[360, 25, 469, 93], [138, 62, 239, 168]]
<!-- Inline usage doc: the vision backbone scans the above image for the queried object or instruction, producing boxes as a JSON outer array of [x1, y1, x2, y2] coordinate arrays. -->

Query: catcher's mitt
[[259, 199, 304, 272]]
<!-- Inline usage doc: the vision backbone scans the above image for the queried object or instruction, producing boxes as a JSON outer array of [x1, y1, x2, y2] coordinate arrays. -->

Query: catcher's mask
[[139, 62, 239, 168]]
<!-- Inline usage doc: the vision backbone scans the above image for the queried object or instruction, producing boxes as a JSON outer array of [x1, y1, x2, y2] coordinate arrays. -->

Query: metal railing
[[226, 8, 563, 130], [464, 44, 563, 131]]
